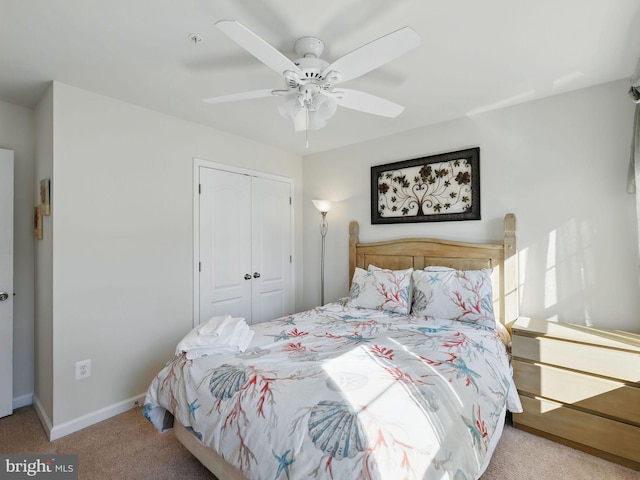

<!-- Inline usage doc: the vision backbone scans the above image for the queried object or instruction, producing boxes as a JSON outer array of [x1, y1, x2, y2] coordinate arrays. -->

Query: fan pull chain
[[305, 107, 310, 148]]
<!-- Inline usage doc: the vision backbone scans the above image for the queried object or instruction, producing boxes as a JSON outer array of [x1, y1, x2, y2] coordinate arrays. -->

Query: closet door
[[251, 176, 292, 323], [199, 168, 252, 323], [198, 165, 293, 325]]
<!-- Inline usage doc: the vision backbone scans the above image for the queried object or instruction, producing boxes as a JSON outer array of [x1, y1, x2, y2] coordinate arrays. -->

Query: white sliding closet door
[[198, 164, 293, 325]]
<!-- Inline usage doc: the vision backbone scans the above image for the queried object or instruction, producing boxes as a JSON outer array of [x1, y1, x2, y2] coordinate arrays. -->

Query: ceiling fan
[[203, 20, 421, 134]]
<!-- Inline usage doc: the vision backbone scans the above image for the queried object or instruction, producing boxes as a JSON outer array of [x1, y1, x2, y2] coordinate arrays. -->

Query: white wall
[[302, 79, 640, 332], [36, 82, 303, 432], [34, 85, 54, 422], [0, 100, 35, 408]]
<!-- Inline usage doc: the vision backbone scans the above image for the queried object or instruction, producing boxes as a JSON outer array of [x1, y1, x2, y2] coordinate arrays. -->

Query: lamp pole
[[312, 199, 332, 306], [319, 211, 328, 305]]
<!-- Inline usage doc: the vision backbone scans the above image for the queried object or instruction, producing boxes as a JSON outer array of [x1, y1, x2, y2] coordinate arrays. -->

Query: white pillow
[[411, 267, 496, 328], [368, 264, 393, 271], [348, 267, 413, 314]]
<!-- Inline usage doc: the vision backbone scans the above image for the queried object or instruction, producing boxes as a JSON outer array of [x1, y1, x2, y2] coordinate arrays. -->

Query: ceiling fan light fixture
[[294, 107, 308, 132], [279, 92, 337, 131], [308, 115, 328, 131], [313, 94, 337, 121], [278, 97, 303, 121]]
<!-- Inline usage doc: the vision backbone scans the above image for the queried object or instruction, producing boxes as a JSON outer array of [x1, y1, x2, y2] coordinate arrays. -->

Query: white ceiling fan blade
[[203, 89, 287, 104], [215, 20, 303, 76], [322, 26, 420, 83], [334, 89, 404, 117]]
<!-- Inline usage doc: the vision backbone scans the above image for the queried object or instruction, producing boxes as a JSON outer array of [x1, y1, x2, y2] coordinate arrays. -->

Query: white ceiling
[[1, 0, 639, 155]]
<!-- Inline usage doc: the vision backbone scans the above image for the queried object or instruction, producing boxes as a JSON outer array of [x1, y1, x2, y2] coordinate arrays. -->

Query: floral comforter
[[144, 301, 522, 480]]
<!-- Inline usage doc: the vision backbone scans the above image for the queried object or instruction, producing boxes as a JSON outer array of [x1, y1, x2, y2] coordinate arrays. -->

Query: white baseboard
[[13, 393, 33, 409], [32, 395, 53, 439], [33, 393, 146, 441]]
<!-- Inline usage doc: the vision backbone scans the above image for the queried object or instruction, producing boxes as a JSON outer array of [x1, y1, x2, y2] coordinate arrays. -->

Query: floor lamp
[[312, 200, 331, 305]]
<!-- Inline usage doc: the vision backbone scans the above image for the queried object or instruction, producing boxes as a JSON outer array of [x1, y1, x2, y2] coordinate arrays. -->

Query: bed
[[144, 213, 522, 480]]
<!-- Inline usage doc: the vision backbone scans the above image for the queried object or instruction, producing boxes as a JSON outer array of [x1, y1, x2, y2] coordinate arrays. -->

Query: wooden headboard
[[348, 213, 518, 329]]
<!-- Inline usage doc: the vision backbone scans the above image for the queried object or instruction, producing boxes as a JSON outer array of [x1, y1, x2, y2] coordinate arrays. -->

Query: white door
[[199, 167, 252, 323], [0, 149, 14, 418], [198, 165, 293, 325], [251, 176, 292, 323]]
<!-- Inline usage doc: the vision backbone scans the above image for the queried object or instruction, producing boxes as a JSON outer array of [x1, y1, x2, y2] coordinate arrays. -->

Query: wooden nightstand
[[511, 317, 640, 470]]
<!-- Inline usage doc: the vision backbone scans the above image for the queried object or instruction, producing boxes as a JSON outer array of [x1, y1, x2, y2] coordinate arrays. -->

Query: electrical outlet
[[75, 359, 91, 380]]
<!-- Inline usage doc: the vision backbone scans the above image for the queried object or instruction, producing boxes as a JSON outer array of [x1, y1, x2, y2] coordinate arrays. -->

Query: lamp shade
[[279, 93, 338, 132], [312, 199, 332, 213]]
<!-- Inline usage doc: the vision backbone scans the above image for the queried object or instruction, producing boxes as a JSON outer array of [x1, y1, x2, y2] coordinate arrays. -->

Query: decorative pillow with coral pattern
[[411, 267, 495, 328], [348, 267, 413, 314]]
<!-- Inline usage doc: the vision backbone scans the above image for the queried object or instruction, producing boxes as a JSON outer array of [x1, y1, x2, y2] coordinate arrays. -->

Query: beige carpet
[[0, 406, 638, 479], [0, 406, 213, 480]]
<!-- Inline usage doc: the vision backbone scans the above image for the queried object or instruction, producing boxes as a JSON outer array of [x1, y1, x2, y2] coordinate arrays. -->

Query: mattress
[[144, 300, 521, 479]]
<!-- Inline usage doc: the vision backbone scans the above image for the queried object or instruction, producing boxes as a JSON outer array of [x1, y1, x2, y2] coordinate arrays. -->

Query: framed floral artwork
[[371, 147, 480, 224]]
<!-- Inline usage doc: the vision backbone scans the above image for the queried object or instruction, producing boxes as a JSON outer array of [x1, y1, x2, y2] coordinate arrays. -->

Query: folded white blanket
[[176, 316, 254, 359], [197, 315, 233, 337]]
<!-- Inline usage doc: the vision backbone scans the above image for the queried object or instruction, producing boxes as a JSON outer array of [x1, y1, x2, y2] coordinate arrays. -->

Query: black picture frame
[[371, 147, 480, 224]]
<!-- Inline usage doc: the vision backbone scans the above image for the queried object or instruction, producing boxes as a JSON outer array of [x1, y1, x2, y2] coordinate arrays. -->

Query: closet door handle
[[0, 292, 8, 301], [244, 274, 252, 280], [253, 272, 261, 279]]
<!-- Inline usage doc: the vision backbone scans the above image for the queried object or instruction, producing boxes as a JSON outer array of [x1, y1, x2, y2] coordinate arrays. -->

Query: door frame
[[192, 158, 295, 327], [0, 148, 14, 418]]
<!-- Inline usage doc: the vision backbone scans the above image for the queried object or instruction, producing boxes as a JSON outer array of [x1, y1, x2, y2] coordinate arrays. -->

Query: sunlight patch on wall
[[519, 217, 599, 325], [518, 245, 528, 310], [544, 229, 558, 309]]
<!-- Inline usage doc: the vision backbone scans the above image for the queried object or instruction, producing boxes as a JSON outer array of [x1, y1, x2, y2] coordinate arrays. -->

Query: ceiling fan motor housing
[[293, 56, 329, 81]]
